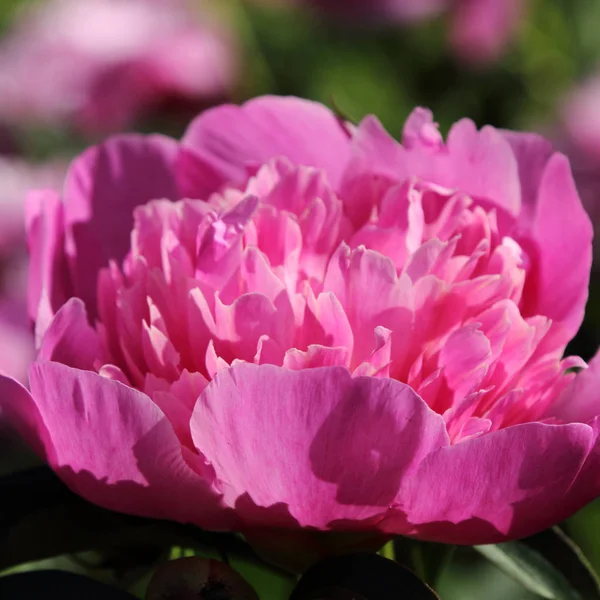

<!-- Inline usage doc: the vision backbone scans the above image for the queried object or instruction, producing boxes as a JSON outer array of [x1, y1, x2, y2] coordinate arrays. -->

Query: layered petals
[[14, 97, 599, 547], [1, 362, 231, 528]]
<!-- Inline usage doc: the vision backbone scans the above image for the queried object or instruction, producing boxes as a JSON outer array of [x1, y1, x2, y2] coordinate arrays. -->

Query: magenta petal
[[500, 130, 554, 209], [38, 298, 103, 371], [520, 153, 593, 347], [0, 374, 51, 460], [64, 134, 179, 316], [191, 364, 449, 529], [551, 352, 600, 424], [178, 96, 352, 199], [25, 190, 71, 341], [26, 362, 230, 528], [394, 422, 595, 543], [343, 112, 521, 223]]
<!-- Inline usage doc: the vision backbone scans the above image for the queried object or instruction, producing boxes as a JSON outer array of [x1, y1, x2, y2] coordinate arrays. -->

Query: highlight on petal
[[191, 363, 449, 529]]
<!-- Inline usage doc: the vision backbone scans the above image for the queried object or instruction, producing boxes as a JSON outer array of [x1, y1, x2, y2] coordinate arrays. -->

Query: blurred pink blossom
[[561, 74, 600, 261], [2, 96, 599, 552], [268, 0, 525, 63], [0, 0, 237, 134]]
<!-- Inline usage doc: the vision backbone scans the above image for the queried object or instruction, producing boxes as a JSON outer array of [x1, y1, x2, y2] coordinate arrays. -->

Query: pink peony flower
[[262, 0, 525, 63], [449, 0, 524, 64], [0, 0, 236, 134], [2, 96, 599, 547], [0, 157, 64, 385]]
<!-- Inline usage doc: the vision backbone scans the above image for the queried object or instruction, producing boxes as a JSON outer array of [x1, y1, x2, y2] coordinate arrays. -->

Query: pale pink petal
[[191, 363, 449, 529]]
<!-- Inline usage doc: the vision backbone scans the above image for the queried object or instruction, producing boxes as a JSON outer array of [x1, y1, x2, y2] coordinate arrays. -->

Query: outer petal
[[518, 153, 593, 347], [63, 134, 179, 316], [0, 373, 50, 460], [178, 96, 352, 199], [389, 421, 596, 544], [500, 130, 554, 219], [17, 362, 231, 528], [0, 312, 34, 386], [37, 298, 104, 371], [342, 112, 521, 224], [26, 190, 71, 343], [551, 352, 600, 424], [191, 363, 449, 529]]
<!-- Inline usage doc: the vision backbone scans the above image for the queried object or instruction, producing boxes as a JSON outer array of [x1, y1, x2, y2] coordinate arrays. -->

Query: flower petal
[[178, 96, 352, 198], [519, 153, 593, 348], [25, 189, 71, 343], [63, 134, 179, 316], [191, 364, 448, 529], [551, 352, 600, 424], [26, 361, 230, 528], [342, 111, 521, 225], [390, 421, 595, 543], [38, 298, 104, 371]]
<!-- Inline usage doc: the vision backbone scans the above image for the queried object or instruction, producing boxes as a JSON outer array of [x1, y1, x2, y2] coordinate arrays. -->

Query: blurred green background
[[1, 0, 600, 598]]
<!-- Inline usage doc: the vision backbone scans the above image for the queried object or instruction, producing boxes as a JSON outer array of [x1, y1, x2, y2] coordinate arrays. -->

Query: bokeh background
[[1, 1, 599, 598]]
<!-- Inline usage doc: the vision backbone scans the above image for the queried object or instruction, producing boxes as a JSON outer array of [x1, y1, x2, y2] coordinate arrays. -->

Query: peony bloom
[[0, 0, 236, 134], [0, 158, 64, 384], [262, 0, 525, 64], [2, 96, 600, 547]]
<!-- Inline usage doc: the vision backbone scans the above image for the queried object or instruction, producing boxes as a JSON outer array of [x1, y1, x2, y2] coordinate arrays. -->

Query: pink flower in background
[[0, 158, 64, 384], [2, 96, 599, 548], [449, 0, 524, 64], [269, 0, 525, 63], [561, 74, 600, 261], [0, 0, 237, 134]]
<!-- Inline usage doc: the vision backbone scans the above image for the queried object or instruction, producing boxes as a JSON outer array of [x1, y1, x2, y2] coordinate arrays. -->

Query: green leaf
[[393, 538, 455, 587], [475, 528, 600, 600]]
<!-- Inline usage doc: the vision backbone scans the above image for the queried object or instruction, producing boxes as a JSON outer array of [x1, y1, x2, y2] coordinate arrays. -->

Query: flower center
[[94, 161, 576, 443]]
